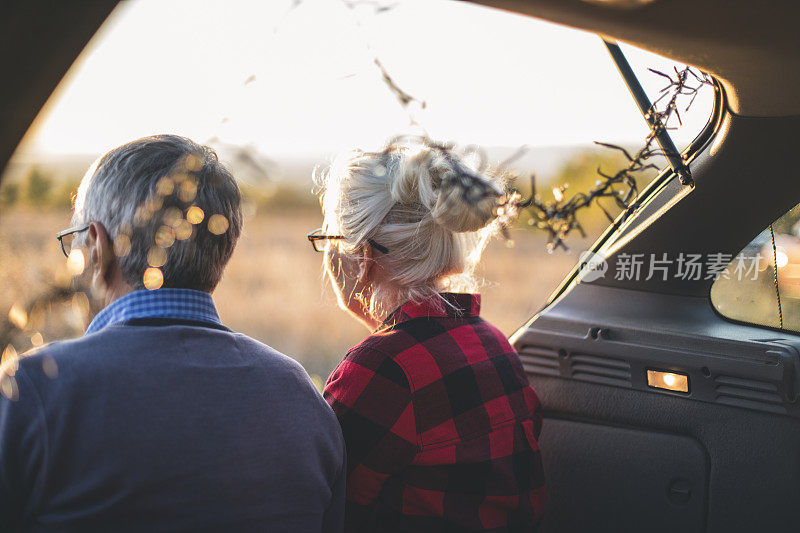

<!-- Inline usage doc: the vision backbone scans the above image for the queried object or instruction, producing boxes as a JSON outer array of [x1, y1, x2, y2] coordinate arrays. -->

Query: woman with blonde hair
[[311, 138, 545, 532]]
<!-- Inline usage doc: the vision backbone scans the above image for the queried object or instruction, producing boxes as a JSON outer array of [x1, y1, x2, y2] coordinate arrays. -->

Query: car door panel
[[516, 283, 800, 532], [537, 418, 708, 532]]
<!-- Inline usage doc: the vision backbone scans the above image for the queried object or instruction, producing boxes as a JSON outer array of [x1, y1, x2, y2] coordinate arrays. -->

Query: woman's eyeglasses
[[307, 228, 389, 254], [56, 223, 91, 257], [307, 228, 344, 253]]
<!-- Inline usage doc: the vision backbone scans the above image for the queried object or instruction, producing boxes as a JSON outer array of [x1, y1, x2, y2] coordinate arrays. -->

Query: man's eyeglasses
[[56, 223, 90, 257], [307, 228, 389, 254]]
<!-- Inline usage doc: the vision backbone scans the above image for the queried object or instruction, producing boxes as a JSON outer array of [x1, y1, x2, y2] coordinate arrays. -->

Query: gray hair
[[73, 134, 242, 292], [317, 139, 504, 318]]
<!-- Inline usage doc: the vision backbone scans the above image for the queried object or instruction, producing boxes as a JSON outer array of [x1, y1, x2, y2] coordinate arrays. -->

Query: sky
[[19, 0, 714, 158]]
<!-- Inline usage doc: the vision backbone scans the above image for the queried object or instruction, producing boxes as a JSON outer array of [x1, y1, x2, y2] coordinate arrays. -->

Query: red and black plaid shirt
[[324, 293, 545, 532]]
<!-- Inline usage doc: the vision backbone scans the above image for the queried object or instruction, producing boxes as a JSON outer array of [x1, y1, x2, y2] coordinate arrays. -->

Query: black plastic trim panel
[[513, 283, 800, 417]]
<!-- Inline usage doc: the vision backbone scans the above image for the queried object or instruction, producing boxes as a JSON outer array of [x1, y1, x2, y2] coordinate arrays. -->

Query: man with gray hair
[[0, 135, 345, 531]]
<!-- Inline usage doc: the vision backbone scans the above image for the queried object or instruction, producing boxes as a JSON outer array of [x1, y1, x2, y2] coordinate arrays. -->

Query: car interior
[[3, 1, 800, 532]]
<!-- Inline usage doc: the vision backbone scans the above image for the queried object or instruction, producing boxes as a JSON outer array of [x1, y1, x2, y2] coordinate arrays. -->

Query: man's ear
[[86, 221, 116, 289], [357, 244, 374, 283]]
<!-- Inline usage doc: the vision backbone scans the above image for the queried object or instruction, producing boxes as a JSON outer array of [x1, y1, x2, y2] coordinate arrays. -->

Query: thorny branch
[[377, 55, 713, 251], [373, 58, 426, 114], [512, 65, 713, 250]]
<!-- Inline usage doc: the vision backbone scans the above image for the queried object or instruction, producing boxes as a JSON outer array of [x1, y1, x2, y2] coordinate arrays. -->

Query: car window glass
[[0, 0, 715, 380], [711, 203, 800, 331]]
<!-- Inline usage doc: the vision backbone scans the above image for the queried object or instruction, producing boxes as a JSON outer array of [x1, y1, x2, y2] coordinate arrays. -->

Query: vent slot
[[519, 345, 560, 377], [716, 386, 782, 405], [715, 375, 778, 393], [570, 352, 632, 388], [714, 375, 784, 412]]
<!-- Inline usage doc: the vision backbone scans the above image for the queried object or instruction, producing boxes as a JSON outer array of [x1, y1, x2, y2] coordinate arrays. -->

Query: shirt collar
[[380, 292, 481, 330], [86, 288, 222, 335]]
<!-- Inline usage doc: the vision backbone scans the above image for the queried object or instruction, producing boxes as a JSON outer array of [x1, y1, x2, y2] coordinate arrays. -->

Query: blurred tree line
[[0, 165, 323, 212], [0, 148, 657, 222], [0, 167, 79, 209]]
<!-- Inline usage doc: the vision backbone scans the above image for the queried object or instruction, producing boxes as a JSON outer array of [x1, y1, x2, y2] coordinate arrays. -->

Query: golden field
[[0, 206, 579, 379]]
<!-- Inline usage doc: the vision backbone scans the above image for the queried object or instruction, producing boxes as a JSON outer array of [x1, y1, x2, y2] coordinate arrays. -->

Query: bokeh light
[[147, 246, 167, 268], [1, 344, 18, 367], [163, 207, 183, 228], [42, 356, 59, 379], [143, 267, 164, 290], [155, 225, 176, 248], [207, 214, 229, 235], [187, 205, 204, 224], [175, 219, 193, 240], [8, 304, 27, 329], [178, 179, 198, 203], [184, 153, 202, 171], [66, 249, 86, 276], [134, 205, 153, 227], [114, 233, 132, 257], [0, 374, 18, 401], [776, 250, 789, 269], [31, 332, 44, 347], [156, 176, 175, 196]]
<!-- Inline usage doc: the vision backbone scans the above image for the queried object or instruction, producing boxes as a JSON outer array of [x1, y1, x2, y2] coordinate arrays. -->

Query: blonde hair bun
[[432, 169, 503, 233], [317, 137, 506, 320], [395, 144, 503, 233]]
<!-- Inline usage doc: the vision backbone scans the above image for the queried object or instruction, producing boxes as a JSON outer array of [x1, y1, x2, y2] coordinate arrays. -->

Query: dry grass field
[[0, 206, 579, 379]]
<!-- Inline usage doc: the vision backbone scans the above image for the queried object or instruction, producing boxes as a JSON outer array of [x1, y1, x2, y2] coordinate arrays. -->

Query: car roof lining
[[468, 0, 800, 117]]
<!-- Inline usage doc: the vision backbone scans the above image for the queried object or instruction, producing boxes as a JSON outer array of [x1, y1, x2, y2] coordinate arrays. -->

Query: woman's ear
[[357, 245, 374, 283]]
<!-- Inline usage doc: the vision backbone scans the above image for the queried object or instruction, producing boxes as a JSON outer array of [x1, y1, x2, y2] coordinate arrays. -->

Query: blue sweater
[[0, 319, 345, 532]]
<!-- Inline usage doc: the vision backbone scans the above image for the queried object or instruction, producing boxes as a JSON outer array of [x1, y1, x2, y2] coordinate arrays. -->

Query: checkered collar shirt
[[324, 292, 545, 532], [379, 292, 482, 329], [85, 288, 222, 335]]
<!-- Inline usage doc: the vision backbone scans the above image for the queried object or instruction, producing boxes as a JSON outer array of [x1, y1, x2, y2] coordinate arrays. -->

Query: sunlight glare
[[16, 0, 714, 159], [776, 250, 789, 269]]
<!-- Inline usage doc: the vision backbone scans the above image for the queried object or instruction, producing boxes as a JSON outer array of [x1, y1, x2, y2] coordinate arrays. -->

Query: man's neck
[[100, 283, 134, 310]]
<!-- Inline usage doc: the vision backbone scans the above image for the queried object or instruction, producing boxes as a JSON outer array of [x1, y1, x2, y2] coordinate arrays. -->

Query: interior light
[[647, 369, 689, 393]]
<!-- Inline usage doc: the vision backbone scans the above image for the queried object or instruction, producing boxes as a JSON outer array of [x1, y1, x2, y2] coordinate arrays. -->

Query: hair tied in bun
[[431, 158, 503, 234]]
